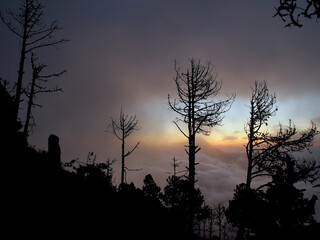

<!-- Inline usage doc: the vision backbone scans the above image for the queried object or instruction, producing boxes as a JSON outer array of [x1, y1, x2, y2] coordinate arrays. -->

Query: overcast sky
[[1, 0, 320, 209]]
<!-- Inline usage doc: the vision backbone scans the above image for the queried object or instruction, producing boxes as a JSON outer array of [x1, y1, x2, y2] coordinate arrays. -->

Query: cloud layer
[[1, 0, 320, 210]]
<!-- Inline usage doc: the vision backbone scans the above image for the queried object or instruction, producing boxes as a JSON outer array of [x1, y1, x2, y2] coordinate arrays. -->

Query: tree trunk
[[14, 2, 29, 120], [121, 129, 125, 185], [23, 71, 36, 137], [187, 133, 196, 234], [246, 101, 254, 189], [14, 35, 27, 120], [187, 74, 197, 234]]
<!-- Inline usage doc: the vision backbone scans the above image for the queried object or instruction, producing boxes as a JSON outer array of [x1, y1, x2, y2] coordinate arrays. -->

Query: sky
[[1, 0, 320, 210]]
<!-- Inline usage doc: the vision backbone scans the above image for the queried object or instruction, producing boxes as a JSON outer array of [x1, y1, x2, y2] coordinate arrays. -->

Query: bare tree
[[169, 157, 184, 177], [234, 81, 277, 240], [168, 58, 235, 232], [245, 81, 319, 190], [107, 108, 141, 186], [257, 120, 320, 188], [213, 202, 227, 240], [245, 81, 277, 189], [23, 53, 65, 138], [207, 207, 215, 239], [274, 0, 320, 27], [0, 0, 69, 120], [238, 83, 318, 239]]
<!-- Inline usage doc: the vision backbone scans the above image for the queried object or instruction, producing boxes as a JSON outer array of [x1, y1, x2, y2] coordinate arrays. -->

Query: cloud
[[222, 135, 239, 141], [313, 117, 320, 125], [195, 153, 246, 205], [119, 138, 248, 206]]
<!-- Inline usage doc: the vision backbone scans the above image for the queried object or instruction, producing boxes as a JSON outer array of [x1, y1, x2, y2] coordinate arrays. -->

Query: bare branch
[[108, 107, 141, 185], [274, 0, 320, 27], [1, 0, 69, 120], [173, 120, 189, 139], [168, 58, 235, 225], [23, 52, 65, 138], [26, 38, 69, 52], [124, 141, 140, 158], [0, 11, 23, 37]]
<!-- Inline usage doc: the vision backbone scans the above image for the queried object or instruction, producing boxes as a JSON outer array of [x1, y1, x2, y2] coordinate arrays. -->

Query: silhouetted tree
[[259, 121, 320, 238], [163, 175, 186, 209], [245, 80, 277, 189], [142, 174, 165, 233], [107, 107, 141, 185], [143, 174, 162, 201], [0, 0, 68, 120], [163, 174, 204, 236], [245, 82, 319, 191], [207, 206, 215, 239], [104, 157, 116, 186], [170, 156, 184, 177], [258, 120, 320, 190], [274, 0, 320, 27], [168, 58, 235, 232], [213, 202, 227, 240], [64, 152, 116, 188], [194, 203, 210, 237], [232, 120, 319, 240], [228, 154, 319, 240], [265, 155, 318, 234], [23, 53, 65, 138], [226, 184, 275, 240], [257, 120, 320, 189]]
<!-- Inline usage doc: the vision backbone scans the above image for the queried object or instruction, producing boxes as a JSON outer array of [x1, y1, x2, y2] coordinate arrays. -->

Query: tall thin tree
[[23, 53, 65, 138], [213, 202, 227, 240], [168, 58, 235, 232], [170, 157, 183, 177], [107, 108, 141, 186], [0, 0, 68, 120], [245, 81, 277, 189]]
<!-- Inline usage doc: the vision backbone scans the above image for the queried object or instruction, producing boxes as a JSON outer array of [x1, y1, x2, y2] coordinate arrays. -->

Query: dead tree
[[274, 0, 320, 27], [168, 58, 235, 233], [170, 157, 184, 177], [108, 108, 141, 186], [239, 82, 318, 239], [257, 120, 320, 189], [235, 81, 277, 240], [207, 207, 215, 239], [245, 81, 277, 189], [213, 202, 227, 240], [23, 53, 65, 138], [0, 0, 69, 120], [245, 82, 319, 190]]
